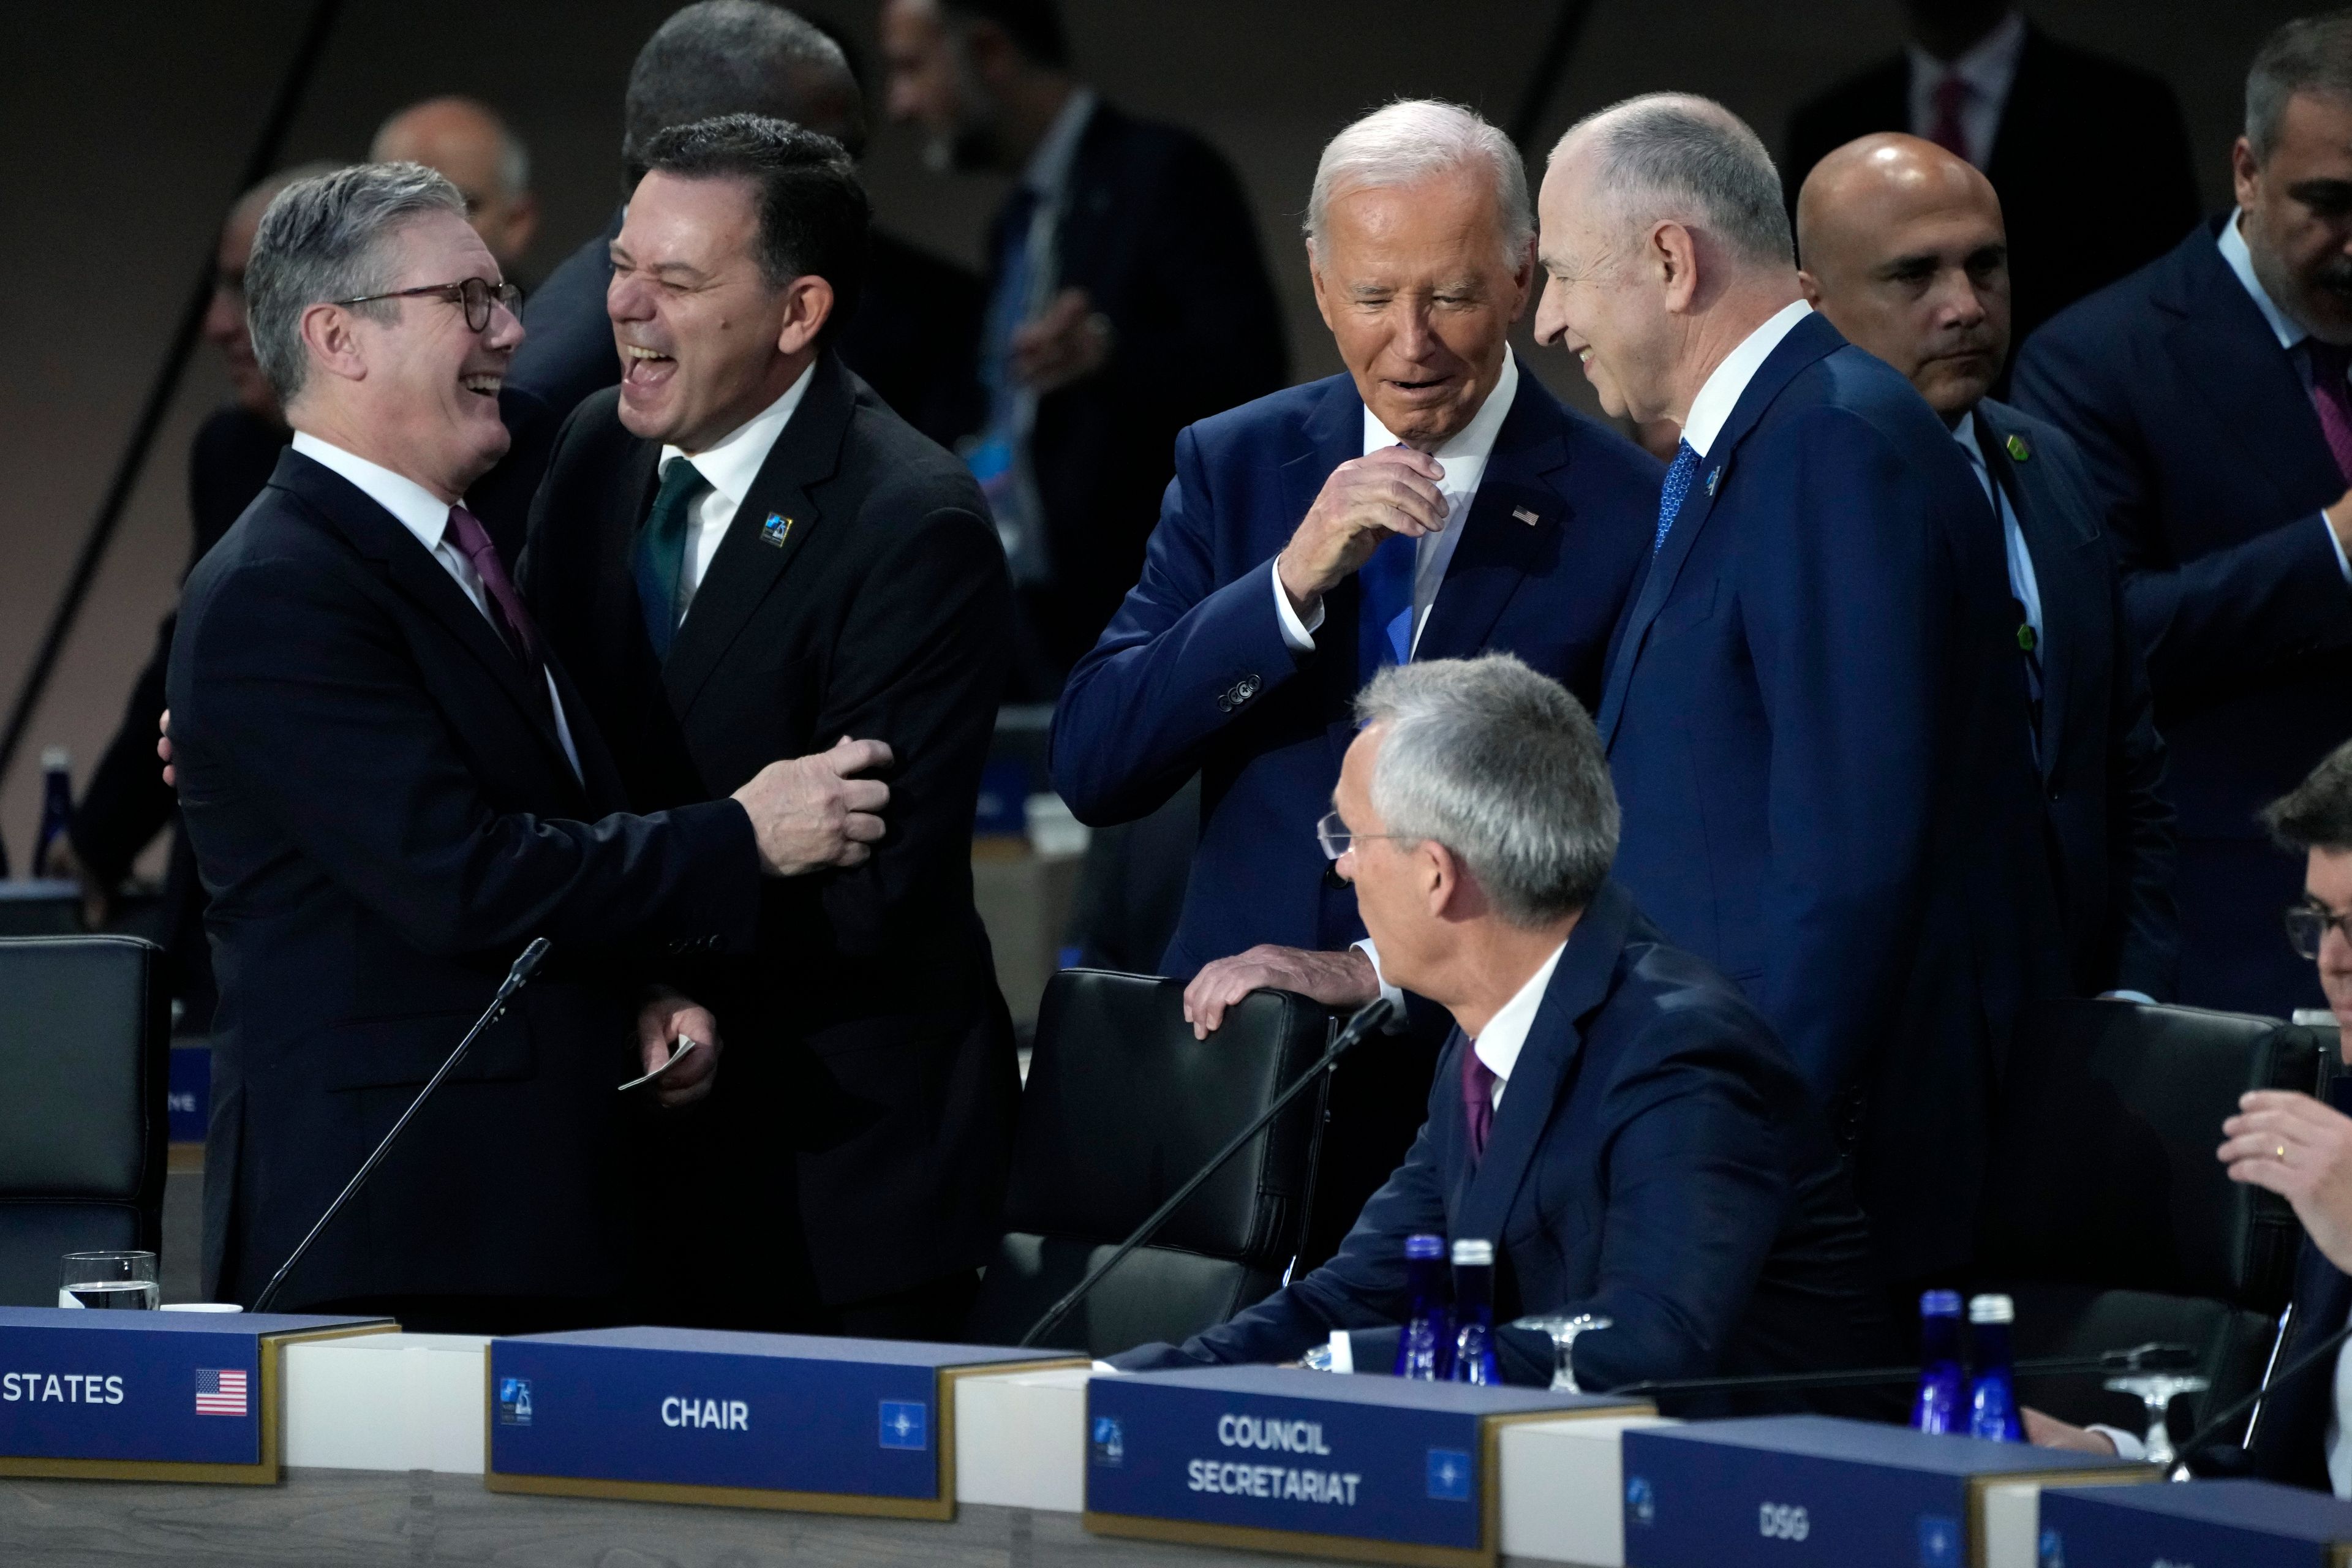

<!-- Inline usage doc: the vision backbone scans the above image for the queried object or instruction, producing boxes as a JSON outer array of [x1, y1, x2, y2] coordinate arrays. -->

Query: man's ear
[[1796, 268, 1824, 309], [1654, 219, 1702, 315], [775, 274, 837, 357], [298, 301, 369, 385], [1425, 841, 1487, 922]]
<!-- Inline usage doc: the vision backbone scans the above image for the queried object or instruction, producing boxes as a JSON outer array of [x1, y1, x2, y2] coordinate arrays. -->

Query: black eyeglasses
[[334, 276, 523, 334], [2285, 899, 2352, 959]]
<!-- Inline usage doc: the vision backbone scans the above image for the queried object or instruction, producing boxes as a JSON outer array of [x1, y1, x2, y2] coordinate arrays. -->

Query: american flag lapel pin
[[761, 513, 794, 547], [1511, 506, 1540, 526]]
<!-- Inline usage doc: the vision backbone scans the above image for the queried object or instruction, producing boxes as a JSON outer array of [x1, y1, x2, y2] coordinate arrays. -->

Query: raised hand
[[730, 736, 894, 876]]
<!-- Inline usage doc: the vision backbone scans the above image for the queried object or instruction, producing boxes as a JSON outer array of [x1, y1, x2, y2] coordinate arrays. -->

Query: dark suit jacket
[[996, 99, 1289, 674], [2237, 1078, 2352, 1491], [167, 449, 763, 1309], [1974, 398, 2179, 999], [508, 206, 984, 450], [2013, 219, 2352, 1018], [522, 350, 1021, 1311], [1784, 22, 2201, 349], [1051, 369, 1660, 978], [1597, 309, 2063, 1284], [1111, 881, 1893, 1390]]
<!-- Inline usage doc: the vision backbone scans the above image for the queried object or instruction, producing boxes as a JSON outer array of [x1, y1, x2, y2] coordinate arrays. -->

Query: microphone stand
[[249, 938, 552, 1314], [1017, 995, 1400, 1349], [2166, 1315, 2352, 1480]]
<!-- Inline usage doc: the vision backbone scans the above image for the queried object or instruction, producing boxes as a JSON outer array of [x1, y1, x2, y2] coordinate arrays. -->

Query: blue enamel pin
[[761, 513, 794, 546]]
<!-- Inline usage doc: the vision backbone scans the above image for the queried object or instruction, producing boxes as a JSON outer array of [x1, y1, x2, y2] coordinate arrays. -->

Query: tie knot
[[445, 504, 495, 564], [656, 456, 708, 508], [2312, 339, 2352, 382], [1933, 74, 1969, 112]]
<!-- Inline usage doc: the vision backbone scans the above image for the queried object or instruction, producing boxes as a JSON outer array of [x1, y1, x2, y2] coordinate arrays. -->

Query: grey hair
[[2247, 9, 2352, 161], [625, 0, 863, 170], [1352, 654, 1618, 928], [1306, 100, 1532, 271], [1552, 92, 1793, 269], [245, 161, 466, 404]]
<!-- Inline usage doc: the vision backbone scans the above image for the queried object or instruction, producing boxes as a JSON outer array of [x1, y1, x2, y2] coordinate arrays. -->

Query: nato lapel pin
[[1705, 467, 1722, 496], [761, 513, 794, 547], [2005, 434, 2031, 462], [1512, 505, 1540, 526]]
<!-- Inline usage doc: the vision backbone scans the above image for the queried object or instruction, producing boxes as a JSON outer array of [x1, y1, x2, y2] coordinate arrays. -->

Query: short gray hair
[[1306, 100, 1532, 271], [1553, 92, 1793, 269], [2247, 9, 2352, 161], [1353, 654, 1618, 928], [246, 162, 466, 404], [625, 0, 862, 169]]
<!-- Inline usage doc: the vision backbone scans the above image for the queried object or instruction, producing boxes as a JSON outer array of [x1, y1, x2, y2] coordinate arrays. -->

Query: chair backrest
[[963, 970, 1335, 1357], [1978, 998, 2321, 1311], [0, 937, 171, 1305]]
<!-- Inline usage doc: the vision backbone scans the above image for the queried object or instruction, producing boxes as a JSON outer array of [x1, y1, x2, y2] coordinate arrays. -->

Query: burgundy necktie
[[445, 504, 543, 669], [1461, 1043, 1498, 1163], [1928, 74, 1970, 163], [2308, 341, 2352, 486]]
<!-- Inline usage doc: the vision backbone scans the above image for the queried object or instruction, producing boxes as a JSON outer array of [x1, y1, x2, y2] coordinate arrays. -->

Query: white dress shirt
[[2215, 208, 2352, 583], [1683, 300, 1815, 459], [1905, 9, 2027, 171], [1470, 940, 1567, 1110], [290, 431, 582, 781], [1272, 349, 1523, 655], [1953, 409, 2044, 647], [657, 362, 816, 615]]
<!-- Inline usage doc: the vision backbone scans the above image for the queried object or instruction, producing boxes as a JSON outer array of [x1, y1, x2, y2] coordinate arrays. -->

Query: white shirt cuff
[[1272, 558, 1324, 652], [1352, 938, 1406, 1011], [2325, 513, 2351, 585], [1327, 1331, 1355, 1374], [2086, 1423, 2145, 1460], [2100, 990, 2156, 1006]]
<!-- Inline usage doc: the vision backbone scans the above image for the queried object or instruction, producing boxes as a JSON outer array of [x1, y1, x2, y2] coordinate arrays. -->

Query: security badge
[[761, 513, 794, 546]]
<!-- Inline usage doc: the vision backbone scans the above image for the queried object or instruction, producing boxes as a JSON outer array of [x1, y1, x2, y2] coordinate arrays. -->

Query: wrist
[[1275, 551, 1324, 620]]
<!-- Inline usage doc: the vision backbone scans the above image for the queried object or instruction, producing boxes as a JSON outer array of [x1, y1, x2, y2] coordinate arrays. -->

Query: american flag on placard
[[194, 1368, 249, 1417]]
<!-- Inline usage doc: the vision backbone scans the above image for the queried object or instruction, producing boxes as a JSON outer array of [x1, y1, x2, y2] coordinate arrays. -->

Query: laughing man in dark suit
[[523, 116, 1019, 1340]]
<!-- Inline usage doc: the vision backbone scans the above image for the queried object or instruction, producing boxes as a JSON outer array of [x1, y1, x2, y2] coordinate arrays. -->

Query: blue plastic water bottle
[[1449, 1238, 1499, 1385], [1910, 1289, 1966, 1434], [1967, 1293, 2024, 1442], [31, 748, 72, 880], [1393, 1234, 1453, 1380]]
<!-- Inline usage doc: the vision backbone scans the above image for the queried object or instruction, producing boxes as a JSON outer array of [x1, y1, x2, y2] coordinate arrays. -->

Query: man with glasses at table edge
[[166, 162, 894, 1331], [2028, 736, 2352, 1493]]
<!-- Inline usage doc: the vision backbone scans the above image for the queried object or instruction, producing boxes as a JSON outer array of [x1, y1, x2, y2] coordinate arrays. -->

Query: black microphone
[[249, 938, 552, 1314], [1016, 993, 1401, 1349], [2167, 1308, 2352, 1480]]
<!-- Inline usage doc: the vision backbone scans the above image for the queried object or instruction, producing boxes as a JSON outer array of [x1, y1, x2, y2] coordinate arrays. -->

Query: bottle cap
[[40, 746, 68, 771], [1404, 1234, 1445, 1260], [1919, 1289, 1962, 1317], [1450, 1238, 1494, 1267], [1967, 1293, 2015, 1325]]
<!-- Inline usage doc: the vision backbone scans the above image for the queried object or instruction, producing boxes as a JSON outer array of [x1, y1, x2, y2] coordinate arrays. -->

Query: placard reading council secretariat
[[1084, 1365, 1641, 1566], [485, 1328, 1074, 1518]]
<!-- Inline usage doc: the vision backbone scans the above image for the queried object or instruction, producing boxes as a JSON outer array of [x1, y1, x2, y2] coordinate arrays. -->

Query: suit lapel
[[1453, 882, 1631, 1246], [1597, 312, 1845, 745], [662, 355, 853, 718], [1415, 380, 1566, 662]]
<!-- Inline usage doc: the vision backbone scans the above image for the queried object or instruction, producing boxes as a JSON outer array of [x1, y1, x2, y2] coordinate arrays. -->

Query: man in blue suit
[[1537, 94, 2060, 1288], [1798, 133, 2179, 1003], [1110, 656, 1889, 1390], [1050, 99, 1659, 1009], [2012, 12, 2352, 1020]]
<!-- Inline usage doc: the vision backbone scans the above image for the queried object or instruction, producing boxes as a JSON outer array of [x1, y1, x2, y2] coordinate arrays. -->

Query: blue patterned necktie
[[1357, 530, 1417, 679], [1654, 439, 1700, 554], [632, 457, 708, 662]]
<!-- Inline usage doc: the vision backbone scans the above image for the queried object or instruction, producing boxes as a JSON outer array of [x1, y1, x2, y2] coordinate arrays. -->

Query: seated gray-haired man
[[1110, 654, 1891, 1392]]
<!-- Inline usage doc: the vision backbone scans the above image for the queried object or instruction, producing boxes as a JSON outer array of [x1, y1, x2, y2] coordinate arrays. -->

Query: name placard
[[483, 1327, 1080, 1518], [1620, 1415, 2154, 1568], [1082, 1366, 1649, 1568], [0, 1307, 393, 1483], [2038, 1479, 2352, 1568]]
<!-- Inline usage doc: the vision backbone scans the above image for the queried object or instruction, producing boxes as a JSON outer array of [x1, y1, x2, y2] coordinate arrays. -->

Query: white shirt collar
[[1362, 346, 1520, 460], [1681, 300, 1813, 459], [289, 429, 461, 552], [658, 361, 816, 505], [1907, 10, 2027, 102], [1023, 86, 1098, 200], [1471, 938, 1569, 1090], [2217, 207, 2306, 352]]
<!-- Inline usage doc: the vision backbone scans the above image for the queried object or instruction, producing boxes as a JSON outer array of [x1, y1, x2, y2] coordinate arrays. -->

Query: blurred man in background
[[1798, 133, 2179, 1005], [2013, 11, 2352, 1020], [372, 96, 541, 283], [1784, 2, 2200, 351], [881, 0, 1288, 695]]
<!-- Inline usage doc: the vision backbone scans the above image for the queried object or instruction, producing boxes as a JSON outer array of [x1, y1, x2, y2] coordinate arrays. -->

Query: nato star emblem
[[761, 513, 794, 546]]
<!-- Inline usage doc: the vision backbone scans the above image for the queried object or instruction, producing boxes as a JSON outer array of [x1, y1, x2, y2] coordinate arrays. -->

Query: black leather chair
[[963, 969, 1336, 1357], [0, 936, 171, 1305], [1976, 998, 2324, 1438]]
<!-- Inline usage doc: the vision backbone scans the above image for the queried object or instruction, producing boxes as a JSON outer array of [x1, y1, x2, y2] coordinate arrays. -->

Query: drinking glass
[[2102, 1373, 2208, 1468], [58, 1250, 159, 1310], [1510, 1313, 1613, 1392]]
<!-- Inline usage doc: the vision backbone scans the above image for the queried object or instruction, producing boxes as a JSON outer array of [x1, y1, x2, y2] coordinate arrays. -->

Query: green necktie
[[632, 458, 707, 660]]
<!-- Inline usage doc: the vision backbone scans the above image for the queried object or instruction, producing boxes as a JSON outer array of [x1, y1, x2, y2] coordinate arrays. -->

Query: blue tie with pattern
[[1357, 530, 1417, 679], [1654, 439, 1700, 554]]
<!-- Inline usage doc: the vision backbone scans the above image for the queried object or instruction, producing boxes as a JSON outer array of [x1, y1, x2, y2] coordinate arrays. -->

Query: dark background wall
[[0, 1, 2297, 859]]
